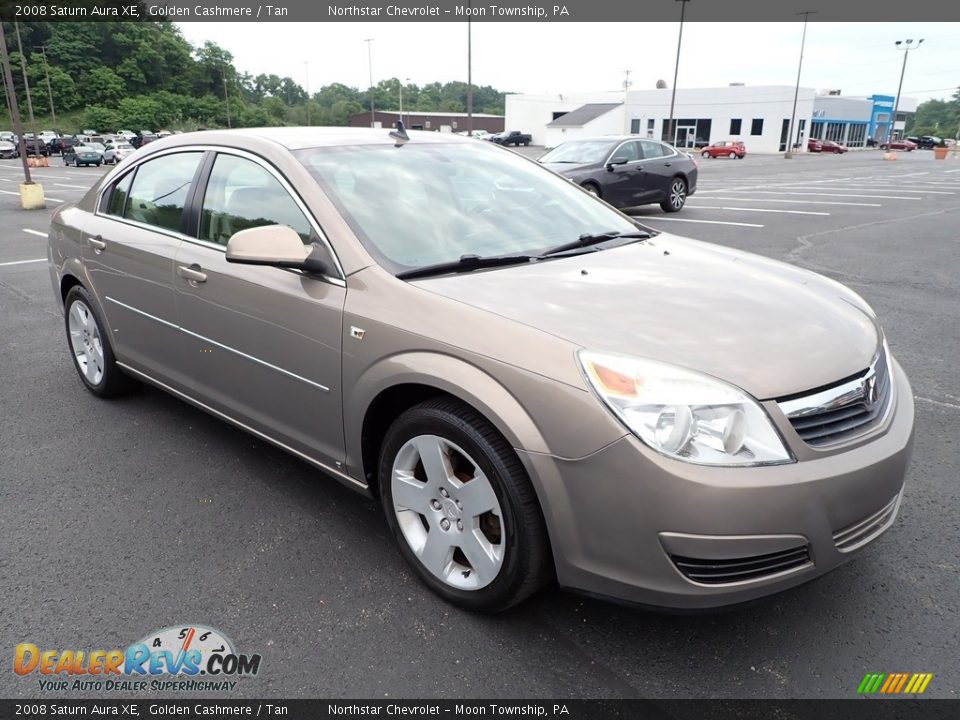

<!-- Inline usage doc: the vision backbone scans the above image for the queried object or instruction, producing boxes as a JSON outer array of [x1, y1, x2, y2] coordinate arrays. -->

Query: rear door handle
[[177, 264, 207, 284], [88, 235, 106, 251]]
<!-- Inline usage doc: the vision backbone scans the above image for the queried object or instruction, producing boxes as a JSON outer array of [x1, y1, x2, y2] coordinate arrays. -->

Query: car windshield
[[295, 140, 642, 273], [114, 143, 133, 150], [539, 140, 614, 165]]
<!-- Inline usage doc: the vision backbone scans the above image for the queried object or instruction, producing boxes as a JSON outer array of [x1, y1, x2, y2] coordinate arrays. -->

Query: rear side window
[[639, 141, 668, 159], [123, 152, 203, 233], [199, 153, 312, 246]]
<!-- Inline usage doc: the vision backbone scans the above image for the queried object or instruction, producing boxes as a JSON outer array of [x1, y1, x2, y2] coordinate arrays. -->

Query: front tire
[[581, 182, 601, 198], [64, 286, 137, 398], [661, 176, 687, 213], [379, 398, 551, 612]]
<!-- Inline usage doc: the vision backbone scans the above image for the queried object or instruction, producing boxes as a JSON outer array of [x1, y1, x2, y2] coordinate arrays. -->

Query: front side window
[[200, 154, 313, 246], [123, 152, 203, 232], [296, 140, 641, 273]]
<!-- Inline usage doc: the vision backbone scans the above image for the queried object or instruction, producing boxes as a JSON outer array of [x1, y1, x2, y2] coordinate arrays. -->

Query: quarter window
[[123, 152, 203, 232], [200, 154, 313, 246], [105, 172, 133, 216]]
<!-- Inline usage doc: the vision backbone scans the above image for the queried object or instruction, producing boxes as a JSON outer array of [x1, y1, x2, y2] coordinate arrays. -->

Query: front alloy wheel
[[63, 286, 136, 398], [661, 177, 687, 213], [379, 398, 551, 611]]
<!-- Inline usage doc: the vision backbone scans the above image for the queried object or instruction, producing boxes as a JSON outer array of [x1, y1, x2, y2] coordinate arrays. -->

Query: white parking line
[[0, 258, 45, 267], [23, 229, 48, 237], [687, 206, 829, 216], [54, 183, 90, 190], [747, 191, 922, 200], [768, 186, 955, 195], [0, 174, 73, 181], [691, 196, 881, 207], [0, 189, 66, 202], [639, 217, 764, 228]]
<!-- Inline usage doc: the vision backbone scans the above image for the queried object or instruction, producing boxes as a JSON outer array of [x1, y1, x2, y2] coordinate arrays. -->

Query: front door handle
[[88, 235, 106, 252], [664, 162, 672, 167], [177, 264, 208, 284]]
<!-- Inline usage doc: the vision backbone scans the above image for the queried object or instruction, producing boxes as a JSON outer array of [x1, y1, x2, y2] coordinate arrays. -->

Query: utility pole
[[0, 22, 38, 196], [37, 45, 56, 128], [784, 11, 816, 159], [364, 38, 375, 127], [666, 0, 690, 146], [887, 39, 923, 148], [13, 22, 38, 141], [222, 70, 231, 128]]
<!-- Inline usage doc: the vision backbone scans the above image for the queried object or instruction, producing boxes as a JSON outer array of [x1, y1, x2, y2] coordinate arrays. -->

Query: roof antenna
[[389, 120, 410, 146]]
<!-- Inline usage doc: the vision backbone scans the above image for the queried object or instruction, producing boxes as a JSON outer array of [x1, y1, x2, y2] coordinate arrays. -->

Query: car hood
[[541, 162, 596, 175], [412, 235, 880, 399]]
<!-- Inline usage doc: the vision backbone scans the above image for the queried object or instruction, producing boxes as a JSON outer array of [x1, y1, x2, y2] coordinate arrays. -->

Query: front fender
[[344, 351, 552, 479]]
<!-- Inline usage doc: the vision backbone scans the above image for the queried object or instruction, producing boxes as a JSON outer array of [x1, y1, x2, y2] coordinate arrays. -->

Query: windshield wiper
[[397, 253, 537, 280], [539, 230, 652, 257]]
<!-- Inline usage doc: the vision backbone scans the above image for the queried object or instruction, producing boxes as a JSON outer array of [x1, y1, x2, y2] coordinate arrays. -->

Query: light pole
[[13, 22, 37, 141], [623, 69, 632, 134], [666, 0, 690, 146], [784, 11, 816, 159], [36, 45, 56, 128], [887, 39, 923, 147], [304, 61, 311, 126], [222, 70, 231, 128], [364, 38, 375, 127], [467, 2, 473, 136]]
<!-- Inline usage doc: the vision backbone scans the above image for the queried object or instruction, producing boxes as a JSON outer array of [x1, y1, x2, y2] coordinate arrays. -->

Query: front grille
[[833, 494, 900, 552], [671, 545, 812, 585], [779, 349, 891, 448]]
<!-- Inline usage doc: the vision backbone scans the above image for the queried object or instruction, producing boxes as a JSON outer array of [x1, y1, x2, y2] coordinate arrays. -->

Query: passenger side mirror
[[606, 156, 629, 169], [225, 225, 330, 275]]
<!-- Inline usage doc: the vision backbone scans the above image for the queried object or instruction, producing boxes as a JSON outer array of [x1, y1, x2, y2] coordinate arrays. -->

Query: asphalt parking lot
[[1, 149, 958, 700]]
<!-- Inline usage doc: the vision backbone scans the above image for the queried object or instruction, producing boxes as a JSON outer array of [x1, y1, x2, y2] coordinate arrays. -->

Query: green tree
[[82, 105, 122, 132], [82, 67, 126, 106]]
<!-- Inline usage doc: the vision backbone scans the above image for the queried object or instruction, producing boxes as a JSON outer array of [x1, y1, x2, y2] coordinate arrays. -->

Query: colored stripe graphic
[[858, 672, 933, 694]]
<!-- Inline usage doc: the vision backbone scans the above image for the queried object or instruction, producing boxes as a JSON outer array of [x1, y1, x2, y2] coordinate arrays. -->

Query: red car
[[807, 138, 823, 153], [700, 140, 746, 159], [821, 140, 848, 154], [880, 139, 917, 151]]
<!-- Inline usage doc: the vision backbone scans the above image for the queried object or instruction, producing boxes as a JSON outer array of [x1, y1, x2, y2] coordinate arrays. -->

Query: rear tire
[[728, 151, 737, 159], [63, 286, 138, 398], [379, 398, 551, 612]]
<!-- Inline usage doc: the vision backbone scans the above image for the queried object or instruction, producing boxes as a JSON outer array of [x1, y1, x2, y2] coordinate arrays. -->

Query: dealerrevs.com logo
[[14, 625, 262, 693]]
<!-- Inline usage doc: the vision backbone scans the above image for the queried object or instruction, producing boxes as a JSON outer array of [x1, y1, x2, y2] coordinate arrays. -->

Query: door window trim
[[94, 144, 346, 285]]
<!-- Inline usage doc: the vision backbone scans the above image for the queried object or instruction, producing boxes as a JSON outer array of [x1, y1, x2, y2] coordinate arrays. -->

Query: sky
[[176, 22, 960, 104]]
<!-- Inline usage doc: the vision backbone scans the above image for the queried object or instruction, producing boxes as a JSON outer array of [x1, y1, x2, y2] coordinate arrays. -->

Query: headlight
[[579, 351, 793, 466]]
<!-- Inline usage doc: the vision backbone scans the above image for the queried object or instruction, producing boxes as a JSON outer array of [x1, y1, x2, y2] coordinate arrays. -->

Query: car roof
[[144, 126, 477, 152]]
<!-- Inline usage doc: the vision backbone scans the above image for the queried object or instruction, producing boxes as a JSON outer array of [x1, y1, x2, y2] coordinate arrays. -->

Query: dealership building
[[505, 85, 917, 152], [349, 110, 504, 134]]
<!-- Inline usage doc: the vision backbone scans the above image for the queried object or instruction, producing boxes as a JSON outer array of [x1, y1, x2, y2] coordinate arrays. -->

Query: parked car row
[[0, 129, 175, 159]]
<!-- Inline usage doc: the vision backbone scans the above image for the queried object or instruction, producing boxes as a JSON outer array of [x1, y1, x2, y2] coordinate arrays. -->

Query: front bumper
[[519, 358, 914, 609]]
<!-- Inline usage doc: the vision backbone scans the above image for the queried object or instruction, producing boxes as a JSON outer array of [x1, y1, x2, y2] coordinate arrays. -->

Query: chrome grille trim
[[778, 346, 892, 447], [833, 493, 901, 552], [670, 545, 812, 585]]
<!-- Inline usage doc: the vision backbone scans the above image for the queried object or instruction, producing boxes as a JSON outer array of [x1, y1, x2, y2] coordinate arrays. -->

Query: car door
[[600, 140, 649, 207], [172, 150, 346, 469], [637, 140, 680, 203], [81, 150, 205, 388]]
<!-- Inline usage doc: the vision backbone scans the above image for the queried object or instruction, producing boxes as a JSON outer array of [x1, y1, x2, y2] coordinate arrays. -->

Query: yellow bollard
[[19, 182, 45, 209], [883, 152, 897, 161]]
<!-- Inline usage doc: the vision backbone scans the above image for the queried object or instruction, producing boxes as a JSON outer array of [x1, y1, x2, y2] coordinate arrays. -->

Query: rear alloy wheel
[[379, 398, 550, 611], [728, 151, 737, 159], [64, 286, 137, 398], [661, 177, 687, 213]]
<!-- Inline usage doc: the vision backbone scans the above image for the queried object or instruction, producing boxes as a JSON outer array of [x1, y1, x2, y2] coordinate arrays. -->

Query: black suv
[[906, 135, 941, 150]]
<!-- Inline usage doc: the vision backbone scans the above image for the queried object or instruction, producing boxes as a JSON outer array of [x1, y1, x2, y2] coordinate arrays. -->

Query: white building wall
[[505, 92, 625, 146], [544, 109, 625, 148], [507, 86, 817, 153]]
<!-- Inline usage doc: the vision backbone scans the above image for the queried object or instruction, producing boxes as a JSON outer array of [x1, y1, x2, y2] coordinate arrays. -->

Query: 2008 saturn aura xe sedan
[[48, 128, 914, 612]]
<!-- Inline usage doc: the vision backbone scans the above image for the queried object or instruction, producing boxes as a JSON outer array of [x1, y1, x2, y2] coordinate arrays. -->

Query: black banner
[[1, 0, 959, 22], [1, 700, 960, 720]]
